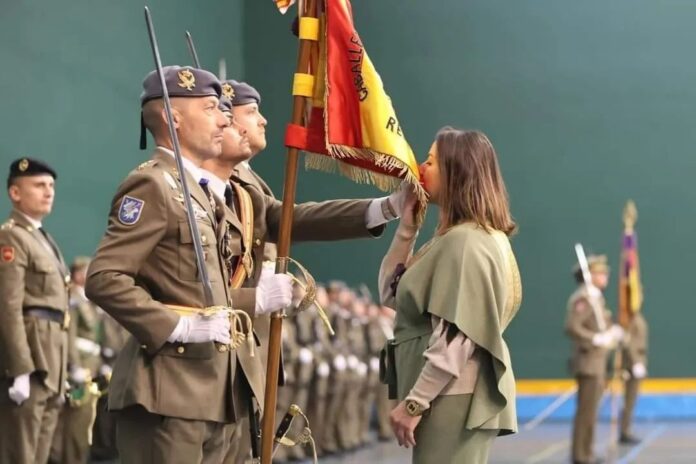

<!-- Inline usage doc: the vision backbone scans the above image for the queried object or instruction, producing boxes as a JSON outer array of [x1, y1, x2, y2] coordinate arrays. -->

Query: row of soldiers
[[0, 65, 409, 463], [274, 282, 396, 461]]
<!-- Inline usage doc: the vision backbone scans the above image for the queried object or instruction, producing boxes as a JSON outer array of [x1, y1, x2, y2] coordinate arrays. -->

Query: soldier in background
[[361, 302, 387, 444], [0, 158, 69, 464], [620, 309, 648, 444], [50, 256, 102, 464], [565, 255, 623, 464]]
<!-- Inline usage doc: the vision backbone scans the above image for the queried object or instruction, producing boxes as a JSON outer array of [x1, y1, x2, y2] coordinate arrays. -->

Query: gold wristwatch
[[405, 399, 426, 416]]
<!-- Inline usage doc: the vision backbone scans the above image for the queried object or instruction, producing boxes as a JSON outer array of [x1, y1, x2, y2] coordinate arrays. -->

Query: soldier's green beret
[[8, 158, 57, 187]]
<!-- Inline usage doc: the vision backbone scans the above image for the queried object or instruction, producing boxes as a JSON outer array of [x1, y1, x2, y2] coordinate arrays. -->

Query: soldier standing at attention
[[0, 158, 70, 464], [619, 308, 648, 444], [566, 254, 624, 464], [85, 66, 237, 464]]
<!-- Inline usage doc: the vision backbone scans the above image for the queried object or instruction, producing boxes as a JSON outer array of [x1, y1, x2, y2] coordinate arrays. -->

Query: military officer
[[620, 309, 648, 444], [85, 66, 241, 464], [0, 158, 70, 464], [375, 305, 396, 441], [565, 255, 623, 464], [199, 82, 408, 461]]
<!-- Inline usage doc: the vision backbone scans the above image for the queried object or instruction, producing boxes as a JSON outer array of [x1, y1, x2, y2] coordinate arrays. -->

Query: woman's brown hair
[[436, 127, 517, 236]]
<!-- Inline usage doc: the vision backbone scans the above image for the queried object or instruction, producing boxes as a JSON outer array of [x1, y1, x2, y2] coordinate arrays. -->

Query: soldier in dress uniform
[[565, 255, 624, 464], [361, 302, 387, 444], [85, 66, 239, 464], [620, 309, 648, 444], [199, 82, 408, 462], [375, 305, 396, 441], [50, 256, 103, 464], [0, 158, 70, 464]]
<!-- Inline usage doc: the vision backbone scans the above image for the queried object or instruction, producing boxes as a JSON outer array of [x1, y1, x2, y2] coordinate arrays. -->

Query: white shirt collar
[[157, 146, 204, 184], [17, 211, 42, 229], [201, 169, 229, 201], [240, 161, 251, 170]]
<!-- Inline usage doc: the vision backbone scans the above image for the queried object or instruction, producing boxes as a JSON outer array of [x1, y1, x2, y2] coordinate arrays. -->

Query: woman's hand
[[390, 400, 423, 448], [399, 183, 421, 231]]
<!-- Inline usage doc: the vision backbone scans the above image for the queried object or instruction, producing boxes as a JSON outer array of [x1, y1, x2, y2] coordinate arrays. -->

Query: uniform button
[[255, 238, 261, 246], [218, 345, 228, 353], [177, 346, 185, 354], [201, 235, 208, 243]]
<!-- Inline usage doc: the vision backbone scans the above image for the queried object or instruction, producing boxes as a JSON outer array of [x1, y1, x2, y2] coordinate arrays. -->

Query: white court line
[[522, 386, 577, 431], [616, 424, 668, 464], [525, 439, 569, 464]]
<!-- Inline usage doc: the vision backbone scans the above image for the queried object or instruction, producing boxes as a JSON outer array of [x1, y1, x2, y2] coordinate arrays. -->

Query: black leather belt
[[23, 307, 69, 329]]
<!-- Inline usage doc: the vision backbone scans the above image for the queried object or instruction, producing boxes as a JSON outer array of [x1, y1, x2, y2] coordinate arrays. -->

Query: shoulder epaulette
[[0, 219, 15, 231], [137, 159, 158, 171]]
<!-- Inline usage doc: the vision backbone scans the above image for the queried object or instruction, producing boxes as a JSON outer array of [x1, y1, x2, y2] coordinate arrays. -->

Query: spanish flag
[[618, 200, 643, 327], [284, 0, 424, 200], [273, 0, 296, 14]]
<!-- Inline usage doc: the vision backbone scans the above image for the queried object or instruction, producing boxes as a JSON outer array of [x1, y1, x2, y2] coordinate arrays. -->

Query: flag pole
[[261, 0, 318, 461], [607, 200, 638, 461]]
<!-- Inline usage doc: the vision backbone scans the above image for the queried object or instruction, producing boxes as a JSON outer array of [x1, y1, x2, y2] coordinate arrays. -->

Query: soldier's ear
[[8, 183, 21, 203], [160, 107, 182, 130]]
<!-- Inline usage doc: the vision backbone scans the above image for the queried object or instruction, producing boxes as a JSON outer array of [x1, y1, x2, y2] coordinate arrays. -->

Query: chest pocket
[[28, 256, 57, 295], [177, 220, 219, 282]]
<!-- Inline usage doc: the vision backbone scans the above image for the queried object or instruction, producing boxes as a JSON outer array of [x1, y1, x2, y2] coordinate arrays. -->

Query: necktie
[[38, 227, 61, 261], [224, 184, 234, 207]]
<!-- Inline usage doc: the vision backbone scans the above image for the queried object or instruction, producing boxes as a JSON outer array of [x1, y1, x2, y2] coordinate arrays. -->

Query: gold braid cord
[[165, 304, 255, 356], [275, 257, 334, 336]]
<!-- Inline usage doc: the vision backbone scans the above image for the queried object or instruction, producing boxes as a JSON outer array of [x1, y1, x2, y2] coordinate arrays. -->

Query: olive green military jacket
[[0, 210, 69, 393], [68, 286, 104, 374], [623, 312, 648, 368], [86, 150, 236, 423], [565, 287, 612, 377], [222, 171, 384, 409]]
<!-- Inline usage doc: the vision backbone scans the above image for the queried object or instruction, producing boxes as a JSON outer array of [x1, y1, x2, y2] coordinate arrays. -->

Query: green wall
[[243, 0, 696, 378], [2, 1, 694, 378]]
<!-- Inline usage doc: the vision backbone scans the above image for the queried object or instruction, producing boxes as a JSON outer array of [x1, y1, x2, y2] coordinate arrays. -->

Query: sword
[[144, 7, 214, 307], [574, 243, 607, 332]]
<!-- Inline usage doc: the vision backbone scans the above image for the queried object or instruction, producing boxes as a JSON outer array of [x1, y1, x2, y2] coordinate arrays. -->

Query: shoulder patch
[[1, 245, 15, 263], [118, 196, 145, 225], [0, 219, 15, 231], [574, 299, 588, 313]]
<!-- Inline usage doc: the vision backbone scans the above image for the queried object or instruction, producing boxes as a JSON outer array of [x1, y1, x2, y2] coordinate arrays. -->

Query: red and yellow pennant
[[285, 0, 424, 200], [618, 200, 643, 327]]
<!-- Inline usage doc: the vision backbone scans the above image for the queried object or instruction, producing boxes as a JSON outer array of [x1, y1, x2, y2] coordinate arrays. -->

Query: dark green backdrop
[[2, 1, 694, 377]]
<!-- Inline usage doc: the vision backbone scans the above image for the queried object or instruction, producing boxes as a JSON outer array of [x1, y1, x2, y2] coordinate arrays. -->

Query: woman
[[379, 127, 522, 463]]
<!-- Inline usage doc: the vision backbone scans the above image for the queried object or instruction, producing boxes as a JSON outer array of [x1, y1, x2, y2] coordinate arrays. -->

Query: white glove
[[167, 312, 231, 345], [591, 331, 613, 347], [99, 364, 113, 378], [8, 373, 31, 405], [609, 324, 624, 343], [347, 354, 359, 370], [632, 362, 647, 379], [333, 354, 347, 371], [298, 347, 314, 364], [357, 362, 368, 377], [587, 285, 602, 299], [365, 182, 410, 229], [70, 366, 90, 384], [255, 266, 293, 316], [102, 347, 115, 359], [317, 361, 330, 378], [370, 357, 380, 373]]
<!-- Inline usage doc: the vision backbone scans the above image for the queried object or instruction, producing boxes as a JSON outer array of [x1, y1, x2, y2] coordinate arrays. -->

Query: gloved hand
[[632, 362, 647, 379], [8, 373, 31, 405], [608, 324, 624, 343], [69, 366, 90, 384], [591, 331, 613, 347], [98, 364, 113, 379], [167, 312, 231, 345], [298, 347, 314, 364], [255, 266, 293, 316], [365, 181, 412, 229]]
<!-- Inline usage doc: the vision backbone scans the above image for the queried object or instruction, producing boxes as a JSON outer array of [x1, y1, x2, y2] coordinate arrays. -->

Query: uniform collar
[[14, 210, 42, 229], [201, 169, 229, 201], [157, 146, 204, 184]]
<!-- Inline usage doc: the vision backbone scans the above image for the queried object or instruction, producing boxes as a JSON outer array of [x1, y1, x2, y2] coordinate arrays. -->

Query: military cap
[[70, 256, 92, 272], [226, 80, 261, 106], [140, 65, 222, 105], [573, 254, 610, 275], [140, 65, 223, 149], [7, 158, 57, 187]]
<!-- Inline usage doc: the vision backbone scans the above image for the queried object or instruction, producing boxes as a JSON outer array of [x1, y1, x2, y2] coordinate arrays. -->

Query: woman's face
[[420, 141, 442, 204]]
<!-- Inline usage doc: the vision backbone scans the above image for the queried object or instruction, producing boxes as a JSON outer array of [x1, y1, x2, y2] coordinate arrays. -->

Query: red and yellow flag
[[273, 0, 296, 14], [618, 200, 643, 328], [285, 0, 424, 199]]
